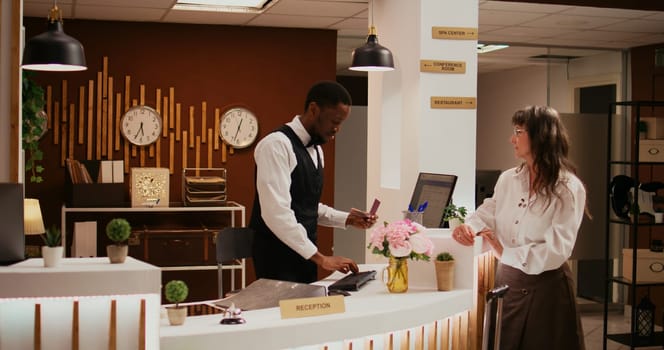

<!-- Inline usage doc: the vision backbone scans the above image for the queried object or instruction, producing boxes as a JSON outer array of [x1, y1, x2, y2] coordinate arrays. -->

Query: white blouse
[[254, 116, 349, 260], [466, 166, 586, 275]]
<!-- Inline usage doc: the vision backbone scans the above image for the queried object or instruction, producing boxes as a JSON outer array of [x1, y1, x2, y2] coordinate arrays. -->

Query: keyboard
[[328, 270, 377, 291]]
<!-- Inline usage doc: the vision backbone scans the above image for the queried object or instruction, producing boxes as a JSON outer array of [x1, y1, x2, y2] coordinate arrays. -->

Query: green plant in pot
[[442, 203, 468, 230], [41, 225, 63, 268], [164, 280, 189, 326], [434, 252, 455, 291], [22, 71, 48, 183], [105, 218, 131, 264]]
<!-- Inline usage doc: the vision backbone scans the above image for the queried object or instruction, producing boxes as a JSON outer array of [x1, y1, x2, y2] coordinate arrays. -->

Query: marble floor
[[581, 308, 663, 349]]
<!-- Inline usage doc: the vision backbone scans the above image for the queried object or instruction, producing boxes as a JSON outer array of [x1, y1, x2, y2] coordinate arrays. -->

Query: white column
[[366, 0, 478, 262]]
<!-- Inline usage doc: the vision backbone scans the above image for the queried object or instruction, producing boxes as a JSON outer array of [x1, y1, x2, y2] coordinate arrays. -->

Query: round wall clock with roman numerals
[[219, 107, 259, 149], [120, 105, 162, 146]]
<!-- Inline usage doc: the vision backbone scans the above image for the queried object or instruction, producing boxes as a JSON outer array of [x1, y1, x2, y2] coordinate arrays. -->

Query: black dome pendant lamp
[[22, 1, 87, 72], [349, 0, 394, 72]]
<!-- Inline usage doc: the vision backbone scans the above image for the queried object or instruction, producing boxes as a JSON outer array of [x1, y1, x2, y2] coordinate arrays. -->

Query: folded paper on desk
[[214, 279, 326, 310]]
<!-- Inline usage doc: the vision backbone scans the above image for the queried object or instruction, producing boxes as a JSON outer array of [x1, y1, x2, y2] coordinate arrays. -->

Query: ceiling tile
[[76, 0, 174, 7], [249, 14, 343, 28], [520, 14, 626, 29], [598, 19, 664, 33], [556, 30, 647, 41], [330, 17, 367, 31], [481, 1, 570, 14], [75, 5, 167, 22], [165, 10, 256, 25], [24, 3, 74, 18], [559, 6, 654, 19], [479, 9, 549, 26], [487, 25, 576, 38], [266, 0, 366, 17]]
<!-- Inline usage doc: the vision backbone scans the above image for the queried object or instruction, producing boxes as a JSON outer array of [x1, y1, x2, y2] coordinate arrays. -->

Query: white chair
[[215, 227, 254, 298]]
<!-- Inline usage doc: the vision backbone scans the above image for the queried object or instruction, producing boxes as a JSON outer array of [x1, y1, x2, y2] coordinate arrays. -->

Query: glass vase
[[385, 256, 408, 293]]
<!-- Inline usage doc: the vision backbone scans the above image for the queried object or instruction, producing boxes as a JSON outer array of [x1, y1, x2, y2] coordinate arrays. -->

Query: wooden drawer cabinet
[[129, 229, 217, 267]]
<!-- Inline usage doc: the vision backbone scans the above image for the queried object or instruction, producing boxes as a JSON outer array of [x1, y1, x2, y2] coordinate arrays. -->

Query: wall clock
[[121, 105, 162, 146], [219, 107, 259, 149], [130, 167, 169, 207]]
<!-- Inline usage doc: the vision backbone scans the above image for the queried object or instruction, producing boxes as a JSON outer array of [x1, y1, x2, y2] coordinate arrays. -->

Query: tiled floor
[[581, 308, 663, 349]]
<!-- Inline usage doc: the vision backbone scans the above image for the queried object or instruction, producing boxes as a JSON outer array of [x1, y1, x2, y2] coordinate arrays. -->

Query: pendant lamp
[[22, 1, 87, 72], [349, 0, 394, 72]]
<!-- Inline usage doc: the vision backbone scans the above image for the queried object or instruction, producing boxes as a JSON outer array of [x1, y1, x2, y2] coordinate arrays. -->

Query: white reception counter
[[161, 229, 482, 350]]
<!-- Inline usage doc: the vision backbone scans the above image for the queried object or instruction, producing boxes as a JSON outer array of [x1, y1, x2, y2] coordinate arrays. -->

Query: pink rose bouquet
[[368, 219, 434, 261]]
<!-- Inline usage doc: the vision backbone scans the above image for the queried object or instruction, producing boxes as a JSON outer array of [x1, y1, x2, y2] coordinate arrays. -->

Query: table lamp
[[24, 198, 46, 236]]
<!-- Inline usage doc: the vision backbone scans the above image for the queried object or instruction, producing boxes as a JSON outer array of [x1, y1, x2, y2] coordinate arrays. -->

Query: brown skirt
[[491, 262, 585, 350]]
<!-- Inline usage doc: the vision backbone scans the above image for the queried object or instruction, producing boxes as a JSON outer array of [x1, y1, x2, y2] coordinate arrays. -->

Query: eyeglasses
[[513, 128, 526, 137]]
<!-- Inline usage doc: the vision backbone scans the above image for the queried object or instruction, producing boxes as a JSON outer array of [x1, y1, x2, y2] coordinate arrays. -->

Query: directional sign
[[420, 60, 466, 74], [431, 96, 477, 109], [432, 27, 478, 40]]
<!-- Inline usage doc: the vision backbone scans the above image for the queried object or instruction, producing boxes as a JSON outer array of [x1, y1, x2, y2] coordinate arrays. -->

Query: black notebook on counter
[[328, 270, 377, 291]]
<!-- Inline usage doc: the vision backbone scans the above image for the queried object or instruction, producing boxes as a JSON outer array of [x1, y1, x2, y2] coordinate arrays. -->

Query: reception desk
[[0, 257, 161, 297], [161, 229, 486, 350], [0, 257, 162, 350]]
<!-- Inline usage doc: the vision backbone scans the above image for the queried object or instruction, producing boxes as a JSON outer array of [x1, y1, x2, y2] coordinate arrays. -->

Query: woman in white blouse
[[453, 105, 588, 349]]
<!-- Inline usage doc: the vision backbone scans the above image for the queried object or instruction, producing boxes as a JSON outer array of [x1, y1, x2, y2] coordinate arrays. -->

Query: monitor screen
[[0, 183, 25, 265], [408, 173, 457, 228]]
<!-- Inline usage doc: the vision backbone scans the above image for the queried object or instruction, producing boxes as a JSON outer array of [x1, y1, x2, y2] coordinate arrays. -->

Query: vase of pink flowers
[[368, 219, 434, 293]]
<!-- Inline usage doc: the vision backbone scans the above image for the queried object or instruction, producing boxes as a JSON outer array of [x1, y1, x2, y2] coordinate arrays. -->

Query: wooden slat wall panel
[[96, 72, 102, 160], [87, 80, 94, 159]]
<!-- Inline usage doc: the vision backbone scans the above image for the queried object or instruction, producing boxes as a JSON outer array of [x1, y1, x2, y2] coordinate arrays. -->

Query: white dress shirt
[[254, 116, 349, 259], [466, 166, 586, 275]]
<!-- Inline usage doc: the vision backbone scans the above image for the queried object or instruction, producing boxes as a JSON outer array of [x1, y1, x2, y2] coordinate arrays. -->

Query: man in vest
[[250, 81, 377, 283]]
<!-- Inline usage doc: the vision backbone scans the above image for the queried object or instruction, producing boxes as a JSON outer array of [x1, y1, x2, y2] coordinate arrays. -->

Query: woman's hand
[[452, 224, 475, 246]]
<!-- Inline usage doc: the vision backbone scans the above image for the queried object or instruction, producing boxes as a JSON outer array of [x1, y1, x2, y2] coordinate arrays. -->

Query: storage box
[[622, 249, 664, 282], [642, 117, 664, 139], [65, 183, 126, 207], [638, 140, 664, 162]]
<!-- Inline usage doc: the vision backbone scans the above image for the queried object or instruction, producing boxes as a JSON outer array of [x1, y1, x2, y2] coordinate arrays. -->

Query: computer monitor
[[0, 183, 25, 265], [408, 173, 457, 228]]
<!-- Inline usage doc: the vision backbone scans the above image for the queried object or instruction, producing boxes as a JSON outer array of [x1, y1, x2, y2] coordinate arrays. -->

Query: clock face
[[120, 105, 162, 146], [219, 107, 259, 149]]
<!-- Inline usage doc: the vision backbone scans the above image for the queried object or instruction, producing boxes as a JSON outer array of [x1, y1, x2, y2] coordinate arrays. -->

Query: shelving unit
[[61, 201, 246, 301], [604, 101, 664, 349]]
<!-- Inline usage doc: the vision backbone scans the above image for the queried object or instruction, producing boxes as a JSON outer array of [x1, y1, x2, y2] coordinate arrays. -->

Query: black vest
[[250, 125, 323, 245]]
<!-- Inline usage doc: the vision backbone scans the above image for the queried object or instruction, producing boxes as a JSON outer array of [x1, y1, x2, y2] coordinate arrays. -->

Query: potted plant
[[434, 252, 455, 291], [443, 203, 468, 230], [41, 225, 62, 267], [164, 280, 189, 326], [105, 218, 131, 263]]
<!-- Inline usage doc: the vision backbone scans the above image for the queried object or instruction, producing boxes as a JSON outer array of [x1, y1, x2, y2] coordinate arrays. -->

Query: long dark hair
[[512, 105, 579, 207]]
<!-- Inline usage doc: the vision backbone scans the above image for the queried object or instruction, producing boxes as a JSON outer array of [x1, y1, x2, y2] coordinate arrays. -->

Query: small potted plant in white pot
[[41, 225, 62, 267], [443, 203, 467, 230], [434, 252, 455, 291], [105, 218, 131, 264], [164, 280, 189, 326]]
